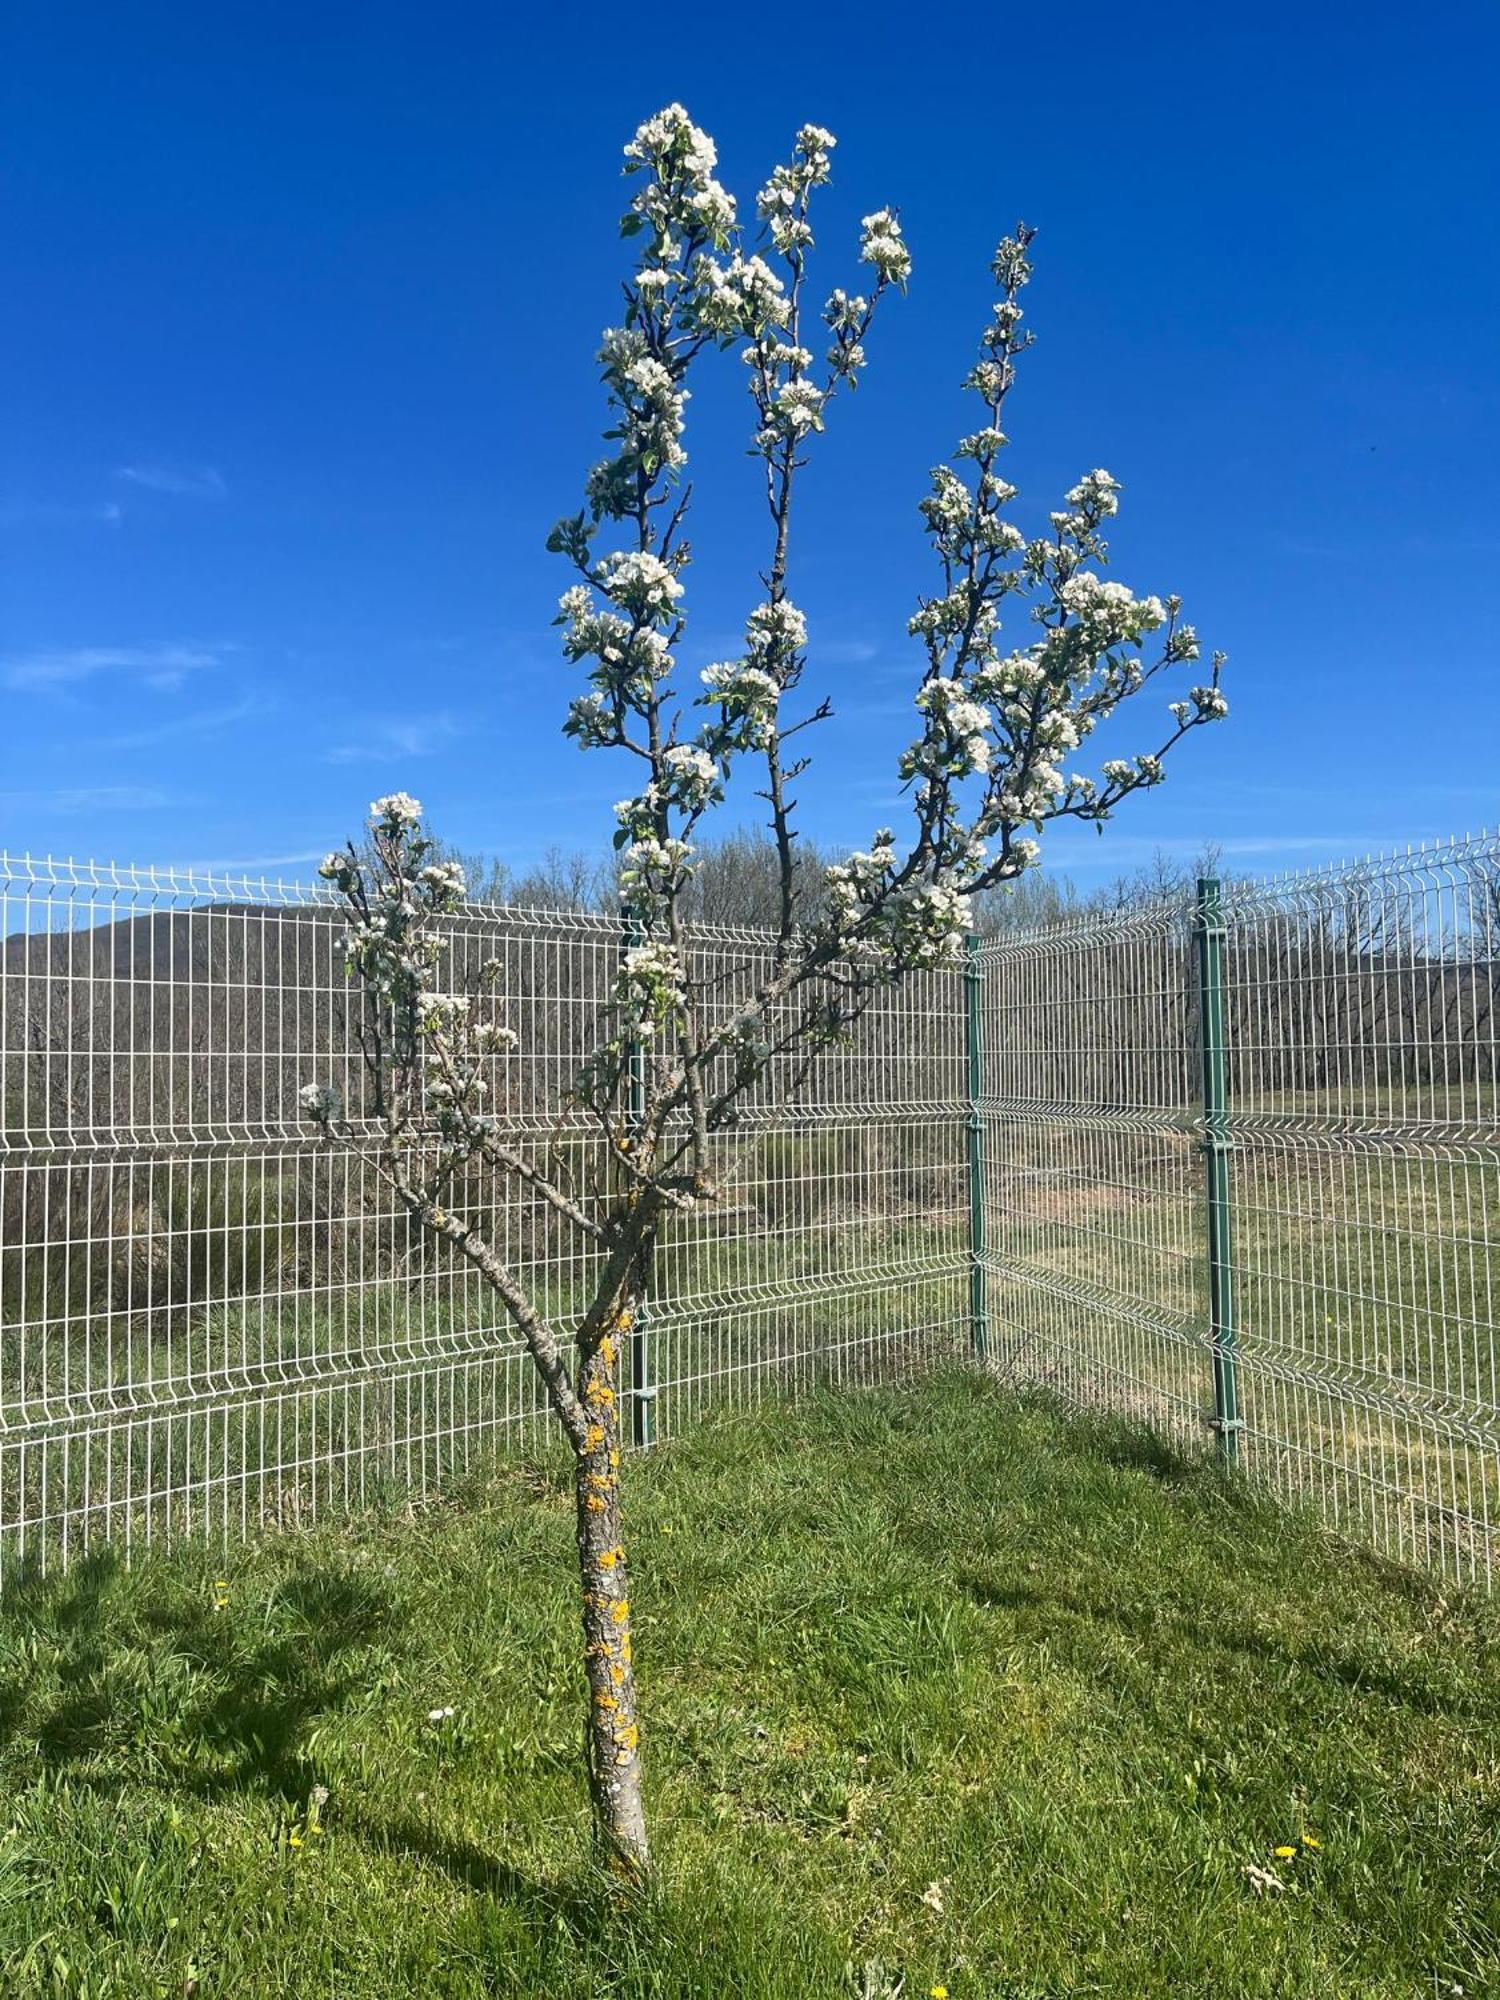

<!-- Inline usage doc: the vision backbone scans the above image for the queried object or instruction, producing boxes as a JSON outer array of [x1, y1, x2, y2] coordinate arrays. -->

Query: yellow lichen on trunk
[[573, 1330, 648, 1877]]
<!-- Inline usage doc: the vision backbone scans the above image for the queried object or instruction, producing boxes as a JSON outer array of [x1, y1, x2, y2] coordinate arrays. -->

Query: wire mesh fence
[[0, 853, 969, 1571], [6, 831, 1499, 1587], [979, 830, 1500, 1587]]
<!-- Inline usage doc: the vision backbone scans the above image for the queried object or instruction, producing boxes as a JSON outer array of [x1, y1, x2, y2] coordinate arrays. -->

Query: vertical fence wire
[[620, 905, 654, 1452], [1196, 876, 1241, 1465], [965, 934, 989, 1364]]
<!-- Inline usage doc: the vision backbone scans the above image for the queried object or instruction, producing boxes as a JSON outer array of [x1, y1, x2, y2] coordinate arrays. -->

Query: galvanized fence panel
[[980, 832, 1500, 1587], [976, 896, 1207, 1446], [0, 853, 969, 1570], [1221, 841, 1500, 1583], [9, 831, 1499, 1588]]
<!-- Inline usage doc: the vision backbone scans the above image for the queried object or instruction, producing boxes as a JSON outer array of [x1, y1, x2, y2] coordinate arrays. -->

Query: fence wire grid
[[3, 833, 1499, 1587], [0, 853, 967, 1570], [980, 830, 1500, 1586]]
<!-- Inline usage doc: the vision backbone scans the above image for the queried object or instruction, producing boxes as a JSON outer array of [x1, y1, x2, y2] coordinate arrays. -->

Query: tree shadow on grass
[[347, 1803, 623, 1939], [1, 1547, 398, 1803], [1080, 1422, 1207, 1486], [1011, 1388, 1235, 1493], [956, 1567, 1500, 1724], [0, 1546, 596, 1919]]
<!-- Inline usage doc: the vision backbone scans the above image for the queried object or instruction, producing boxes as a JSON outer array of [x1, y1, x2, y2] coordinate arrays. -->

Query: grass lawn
[[0, 1370, 1495, 1998]]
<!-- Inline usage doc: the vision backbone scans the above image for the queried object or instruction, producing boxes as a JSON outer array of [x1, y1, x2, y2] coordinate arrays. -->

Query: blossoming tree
[[302, 106, 1226, 1878]]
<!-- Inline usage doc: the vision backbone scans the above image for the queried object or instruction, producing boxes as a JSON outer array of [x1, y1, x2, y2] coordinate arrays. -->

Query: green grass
[[0, 1370, 1496, 1998]]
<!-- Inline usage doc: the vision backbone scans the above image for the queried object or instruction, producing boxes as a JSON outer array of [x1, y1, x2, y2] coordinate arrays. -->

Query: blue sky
[[4, 0, 1498, 888]]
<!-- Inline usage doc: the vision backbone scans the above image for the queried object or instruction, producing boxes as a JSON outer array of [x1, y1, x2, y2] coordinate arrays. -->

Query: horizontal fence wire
[[980, 832, 1500, 1587], [0, 853, 969, 1570]]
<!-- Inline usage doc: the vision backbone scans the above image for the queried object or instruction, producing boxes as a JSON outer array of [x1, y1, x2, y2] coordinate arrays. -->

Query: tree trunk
[[574, 1327, 649, 1878]]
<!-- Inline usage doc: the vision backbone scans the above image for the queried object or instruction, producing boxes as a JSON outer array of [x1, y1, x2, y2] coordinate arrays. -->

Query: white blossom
[[370, 792, 422, 827], [860, 209, 912, 286], [687, 178, 736, 239], [624, 104, 718, 183], [661, 743, 720, 807], [1065, 468, 1121, 517], [475, 1022, 518, 1054], [760, 378, 826, 444], [693, 252, 788, 337], [745, 599, 807, 660], [618, 938, 685, 1036], [416, 992, 466, 1033], [299, 1081, 341, 1123], [699, 660, 780, 746], [418, 860, 466, 905], [592, 551, 685, 624]]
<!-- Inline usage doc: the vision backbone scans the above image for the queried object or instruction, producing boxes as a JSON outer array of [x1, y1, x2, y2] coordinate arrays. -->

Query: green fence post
[[964, 933, 990, 1365], [1195, 876, 1241, 1465], [621, 907, 655, 1450]]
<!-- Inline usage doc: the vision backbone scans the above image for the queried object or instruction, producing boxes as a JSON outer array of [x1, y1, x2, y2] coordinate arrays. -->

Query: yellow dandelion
[[288, 1832, 305, 1849], [1274, 1845, 1297, 1860], [1302, 1833, 1321, 1849], [932, 1988, 950, 1999]]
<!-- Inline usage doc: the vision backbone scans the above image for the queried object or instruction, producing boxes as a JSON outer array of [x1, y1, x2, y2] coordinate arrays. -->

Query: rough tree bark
[[573, 1316, 648, 1875]]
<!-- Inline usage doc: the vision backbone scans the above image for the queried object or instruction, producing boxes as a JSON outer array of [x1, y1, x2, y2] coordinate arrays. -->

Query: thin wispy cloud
[[0, 499, 123, 527], [1037, 831, 1407, 873], [169, 850, 326, 874], [324, 713, 462, 764], [115, 463, 228, 499], [3, 643, 224, 693], [93, 693, 267, 751], [0, 785, 178, 812], [816, 638, 881, 666]]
